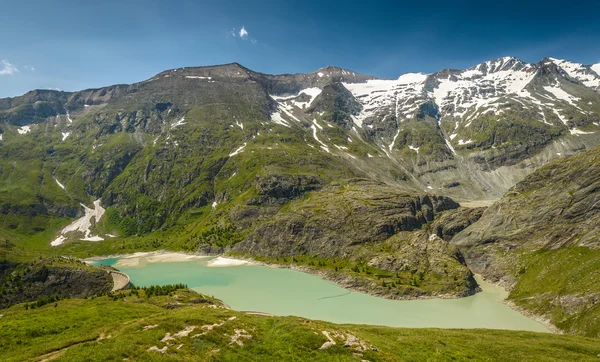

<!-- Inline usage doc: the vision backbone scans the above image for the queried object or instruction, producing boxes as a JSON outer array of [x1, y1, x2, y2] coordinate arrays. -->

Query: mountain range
[[1, 56, 599, 337]]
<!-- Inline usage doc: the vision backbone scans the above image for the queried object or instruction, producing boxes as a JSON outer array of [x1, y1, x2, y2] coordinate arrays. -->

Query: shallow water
[[92, 255, 549, 332]]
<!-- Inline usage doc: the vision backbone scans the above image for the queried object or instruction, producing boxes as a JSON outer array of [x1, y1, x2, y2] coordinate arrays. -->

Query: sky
[[1, 0, 600, 97]]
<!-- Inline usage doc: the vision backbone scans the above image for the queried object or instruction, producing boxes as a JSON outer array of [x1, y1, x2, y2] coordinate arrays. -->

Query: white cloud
[[229, 26, 255, 43], [239, 26, 249, 39], [0, 60, 18, 75]]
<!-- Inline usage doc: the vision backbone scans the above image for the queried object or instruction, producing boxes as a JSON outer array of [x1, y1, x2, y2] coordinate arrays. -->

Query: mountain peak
[[470, 56, 527, 75], [312, 66, 358, 77], [546, 57, 600, 89]]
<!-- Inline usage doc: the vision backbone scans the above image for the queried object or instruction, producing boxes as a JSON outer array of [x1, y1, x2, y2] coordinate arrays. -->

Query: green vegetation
[[509, 247, 600, 337], [1, 288, 600, 361], [141, 284, 188, 297], [1, 62, 599, 348], [0, 250, 112, 309], [454, 146, 600, 338]]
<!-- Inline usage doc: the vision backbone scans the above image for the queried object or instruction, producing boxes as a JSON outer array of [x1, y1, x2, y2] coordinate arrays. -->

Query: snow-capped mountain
[[268, 56, 600, 162], [1, 57, 599, 203], [549, 57, 600, 90]]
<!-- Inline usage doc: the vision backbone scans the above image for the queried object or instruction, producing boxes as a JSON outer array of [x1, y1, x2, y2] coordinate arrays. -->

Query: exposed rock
[[453, 146, 600, 336], [431, 207, 486, 241], [147, 346, 168, 354], [250, 174, 322, 205], [0, 258, 112, 309], [236, 181, 460, 257]]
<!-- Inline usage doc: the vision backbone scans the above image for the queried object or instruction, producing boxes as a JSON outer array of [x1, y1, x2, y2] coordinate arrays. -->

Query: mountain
[[453, 145, 600, 336], [1, 57, 600, 333]]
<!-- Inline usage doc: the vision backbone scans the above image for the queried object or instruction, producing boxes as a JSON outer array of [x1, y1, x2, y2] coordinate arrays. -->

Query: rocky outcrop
[[231, 181, 475, 298], [0, 257, 112, 309], [250, 174, 323, 205], [452, 146, 600, 336], [308, 82, 362, 128], [454, 146, 600, 263], [235, 181, 460, 258], [431, 207, 486, 241]]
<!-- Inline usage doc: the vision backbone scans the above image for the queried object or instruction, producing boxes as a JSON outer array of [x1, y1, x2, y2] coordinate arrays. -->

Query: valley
[[1, 55, 600, 360]]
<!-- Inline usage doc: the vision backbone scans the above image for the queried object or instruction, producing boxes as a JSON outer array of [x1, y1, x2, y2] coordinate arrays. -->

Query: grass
[[1, 289, 599, 361], [509, 247, 600, 337]]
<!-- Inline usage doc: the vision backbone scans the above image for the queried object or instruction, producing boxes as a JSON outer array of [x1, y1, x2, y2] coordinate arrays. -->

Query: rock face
[[454, 146, 600, 281], [251, 174, 323, 205], [0, 59, 599, 326], [232, 181, 477, 298], [236, 181, 459, 257], [431, 207, 486, 241], [453, 146, 600, 336], [0, 256, 113, 309]]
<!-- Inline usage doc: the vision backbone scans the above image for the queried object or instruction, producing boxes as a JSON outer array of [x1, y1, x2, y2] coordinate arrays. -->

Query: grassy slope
[[1, 289, 600, 362], [509, 247, 600, 337], [452, 147, 600, 337]]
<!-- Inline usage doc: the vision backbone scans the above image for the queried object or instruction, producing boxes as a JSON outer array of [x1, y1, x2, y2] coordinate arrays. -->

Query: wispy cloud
[[0, 60, 18, 75], [230, 26, 256, 43], [239, 26, 249, 40]]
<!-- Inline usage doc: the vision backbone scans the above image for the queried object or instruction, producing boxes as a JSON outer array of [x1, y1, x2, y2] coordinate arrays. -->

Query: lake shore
[[85, 250, 555, 333], [221, 254, 556, 333]]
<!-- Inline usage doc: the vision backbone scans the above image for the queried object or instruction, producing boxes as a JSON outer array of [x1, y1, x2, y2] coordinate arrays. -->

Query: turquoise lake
[[92, 255, 549, 332]]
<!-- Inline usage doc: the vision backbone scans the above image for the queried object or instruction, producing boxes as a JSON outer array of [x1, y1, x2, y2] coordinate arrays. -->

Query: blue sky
[[1, 0, 600, 97]]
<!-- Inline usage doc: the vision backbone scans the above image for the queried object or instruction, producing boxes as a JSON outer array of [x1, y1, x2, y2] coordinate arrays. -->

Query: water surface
[[93, 255, 549, 332]]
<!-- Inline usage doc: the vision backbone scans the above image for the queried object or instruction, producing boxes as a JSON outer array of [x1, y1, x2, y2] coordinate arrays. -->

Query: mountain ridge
[[1, 55, 600, 336]]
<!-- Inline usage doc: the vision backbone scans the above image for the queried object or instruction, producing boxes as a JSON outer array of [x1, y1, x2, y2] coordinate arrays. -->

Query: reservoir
[[90, 252, 549, 332]]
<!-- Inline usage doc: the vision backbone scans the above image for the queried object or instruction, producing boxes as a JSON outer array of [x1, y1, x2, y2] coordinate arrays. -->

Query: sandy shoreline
[[84, 251, 253, 268], [473, 274, 560, 334]]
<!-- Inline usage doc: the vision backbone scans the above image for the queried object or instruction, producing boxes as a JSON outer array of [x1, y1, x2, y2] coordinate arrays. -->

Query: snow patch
[[171, 117, 186, 129], [344, 75, 428, 128], [271, 87, 322, 109], [50, 236, 66, 247], [542, 86, 580, 107], [570, 128, 594, 135], [185, 76, 212, 80], [53, 176, 66, 190], [552, 109, 569, 126], [51, 200, 105, 246], [408, 145, 419, 153], [17, 125, 31, 134], [61, 132, 70, 141], [549, 58, 600, 88], [310, 122, 330, 153], [229, 143, 247, 157], [270, 110, 289, 127]]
